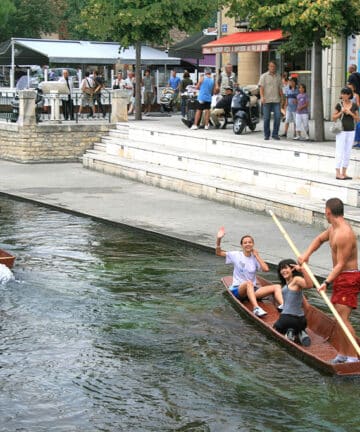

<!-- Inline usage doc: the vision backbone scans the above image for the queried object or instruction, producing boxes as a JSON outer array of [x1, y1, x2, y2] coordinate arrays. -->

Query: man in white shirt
[[59, 69, 74, 120], [79, 71, 95, 118]]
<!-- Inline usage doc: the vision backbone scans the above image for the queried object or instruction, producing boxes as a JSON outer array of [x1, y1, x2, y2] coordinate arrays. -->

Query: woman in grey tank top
[[273, 258, 313, 345]]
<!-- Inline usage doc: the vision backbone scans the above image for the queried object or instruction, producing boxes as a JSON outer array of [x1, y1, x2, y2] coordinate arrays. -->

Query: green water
[[0, 197, 359, 432]]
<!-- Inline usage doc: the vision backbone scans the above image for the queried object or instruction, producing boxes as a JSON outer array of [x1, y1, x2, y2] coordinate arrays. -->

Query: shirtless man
[[216, 227, 283, 317], [299, 197, 360, 363]]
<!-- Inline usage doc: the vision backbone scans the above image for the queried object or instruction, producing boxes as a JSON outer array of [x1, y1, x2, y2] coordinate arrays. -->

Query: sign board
[[203, 44, 269, 54], [347, 34, 357, 69], [221, 24, 228, 33]]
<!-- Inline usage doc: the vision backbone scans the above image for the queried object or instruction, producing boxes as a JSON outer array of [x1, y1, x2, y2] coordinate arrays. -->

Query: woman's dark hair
[[299, 83, 306, 92], [277, 258, 303, 286], [183, 71, 190, 78], [341, 86, 353, 98], [240, 234, 254, 245]]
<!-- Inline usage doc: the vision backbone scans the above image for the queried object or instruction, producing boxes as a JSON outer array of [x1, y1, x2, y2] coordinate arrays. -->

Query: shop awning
[[168, 31, 217, 59], [202, 29, 285, 54], [0, 38, 180, 66]]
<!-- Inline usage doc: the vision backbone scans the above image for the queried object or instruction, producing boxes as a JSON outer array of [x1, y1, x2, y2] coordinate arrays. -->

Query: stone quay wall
[[0, 122, 113, 163]]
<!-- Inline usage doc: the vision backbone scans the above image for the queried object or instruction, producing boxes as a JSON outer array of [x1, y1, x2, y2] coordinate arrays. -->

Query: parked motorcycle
[[231, 85, 260, 135], [181, 85, 198, 128]]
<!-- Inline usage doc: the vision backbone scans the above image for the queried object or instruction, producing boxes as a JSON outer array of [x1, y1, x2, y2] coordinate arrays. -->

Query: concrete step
[[93, 142, 106, 152], [117, 123, 360, 177], [82, 149, 360, 234], [100, 137, 360, 207]]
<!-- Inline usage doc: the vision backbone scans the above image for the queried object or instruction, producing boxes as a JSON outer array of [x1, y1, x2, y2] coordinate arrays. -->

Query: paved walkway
[[0, 157, 337, 278]]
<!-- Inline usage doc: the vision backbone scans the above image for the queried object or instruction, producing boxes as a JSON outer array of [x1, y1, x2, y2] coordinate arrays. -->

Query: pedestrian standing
[[142, 69, 155, 115], [347, 82, 360, 149], [168, 70, 181, 110], [180, 71, 193, 117], [79, 71, 95, 118], [59, 69, 74, 121], [294, 84, 310, 140], [347, 64, 360, 95], [281, 77, 298, 138], [258, 61, 283, 140], [92, 70, 106, 118], [332, 87, 359, 180], [125, 71, 135, 115], [191, 68, 214, 130], [217, 63, 237, 96], [299, 198, 360, 364], [112, 71, 125, 89]]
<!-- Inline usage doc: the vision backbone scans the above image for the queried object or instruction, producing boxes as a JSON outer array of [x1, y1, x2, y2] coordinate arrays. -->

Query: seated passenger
[[216, 227, 283, 317], [210, 86, 233, 128], [273, 259, 313, 345]]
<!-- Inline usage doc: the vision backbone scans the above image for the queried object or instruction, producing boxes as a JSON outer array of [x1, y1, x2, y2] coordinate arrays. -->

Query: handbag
[[330, 104, 343, 134]]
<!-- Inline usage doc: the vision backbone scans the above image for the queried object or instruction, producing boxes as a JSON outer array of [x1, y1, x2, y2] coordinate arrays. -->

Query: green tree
[[80, 0, 221, 120], [0, 0, 15, 37], [0, 0, 58, 41], [225, 0, 360, 141]]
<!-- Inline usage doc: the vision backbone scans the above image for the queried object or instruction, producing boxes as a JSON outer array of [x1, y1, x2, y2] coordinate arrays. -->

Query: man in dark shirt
[[210, 86, 233, 128], [92, 70, 106, 118], [347, 64, 360, 95]]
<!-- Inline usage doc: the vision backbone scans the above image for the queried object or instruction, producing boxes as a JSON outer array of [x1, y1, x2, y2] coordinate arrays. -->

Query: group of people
[[189, 63, 237, 130], [59, 69, 106, 120], [259, 61, 310, 141], [112, 70, 136, 115], [216, 197, 360, 364], [185, 60, 311, 137]]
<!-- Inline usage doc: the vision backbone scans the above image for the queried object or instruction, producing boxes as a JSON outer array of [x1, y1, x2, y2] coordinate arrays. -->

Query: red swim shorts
[[331, 271, 360, 309]]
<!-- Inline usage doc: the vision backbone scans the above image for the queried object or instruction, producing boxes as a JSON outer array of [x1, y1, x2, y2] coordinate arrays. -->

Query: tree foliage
[[79, 0, 220, 46], [79, 0, 221, 120], [225, 0, 360, 51], [0, 0, 58, 41], [0, 0, 15, 36], [225, 0, 360, 140]]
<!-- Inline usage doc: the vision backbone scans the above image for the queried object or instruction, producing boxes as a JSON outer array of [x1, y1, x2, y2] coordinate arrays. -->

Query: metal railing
[[0, 92, 16, 122], [0, 89, 112, 124]]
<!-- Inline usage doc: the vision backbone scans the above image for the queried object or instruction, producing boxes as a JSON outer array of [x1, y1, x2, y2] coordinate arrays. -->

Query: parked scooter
[[181, 85, 198, 128], [231, 85, 260, 135]]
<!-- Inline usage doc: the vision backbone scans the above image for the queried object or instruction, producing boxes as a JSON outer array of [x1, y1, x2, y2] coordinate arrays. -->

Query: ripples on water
[[0, 198, 359, 432]]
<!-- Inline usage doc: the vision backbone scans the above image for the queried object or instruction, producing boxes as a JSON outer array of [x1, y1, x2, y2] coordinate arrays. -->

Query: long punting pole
[[269, 209, 360, 357]]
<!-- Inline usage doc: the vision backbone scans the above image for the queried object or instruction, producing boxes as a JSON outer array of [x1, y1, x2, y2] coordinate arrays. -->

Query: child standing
[[281, 77, 298, 138], [294, 83, 310, 140]]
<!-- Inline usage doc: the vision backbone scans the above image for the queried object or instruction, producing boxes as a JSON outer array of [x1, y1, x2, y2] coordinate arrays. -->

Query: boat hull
[[222, 275, 360, 377], [0, 249, 15, 269]]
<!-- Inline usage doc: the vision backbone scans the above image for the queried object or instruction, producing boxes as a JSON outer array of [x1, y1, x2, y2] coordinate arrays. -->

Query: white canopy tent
[[0, 38, 180, 87]]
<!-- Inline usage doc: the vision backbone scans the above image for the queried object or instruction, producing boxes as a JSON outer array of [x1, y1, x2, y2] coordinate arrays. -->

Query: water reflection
[[0, 197, 359, 431]]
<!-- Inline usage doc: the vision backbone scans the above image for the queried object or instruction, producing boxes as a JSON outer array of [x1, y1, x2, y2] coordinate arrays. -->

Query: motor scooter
[[231, 85, 260, 135], [181, 85, 198, 128]]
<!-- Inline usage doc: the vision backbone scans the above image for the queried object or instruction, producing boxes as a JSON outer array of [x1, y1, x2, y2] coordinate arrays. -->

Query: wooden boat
[[222, 275, 360, 377], [0, 249, 15, 269]]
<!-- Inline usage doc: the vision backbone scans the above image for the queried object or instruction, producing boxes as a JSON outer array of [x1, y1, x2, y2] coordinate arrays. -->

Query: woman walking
[[333, 87, 359, 180]]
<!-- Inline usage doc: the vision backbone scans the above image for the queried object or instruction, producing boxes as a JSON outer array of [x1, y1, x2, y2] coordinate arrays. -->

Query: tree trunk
[[135, 41, 142, 121], [313, 37, 325, 141]]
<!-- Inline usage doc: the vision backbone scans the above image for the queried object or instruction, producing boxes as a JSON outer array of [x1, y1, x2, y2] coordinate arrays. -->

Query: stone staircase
[[82, 121, 360, 233]]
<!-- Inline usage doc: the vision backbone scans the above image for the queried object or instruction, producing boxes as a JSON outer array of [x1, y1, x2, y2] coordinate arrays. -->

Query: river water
[[0, 197, 359, 432]]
